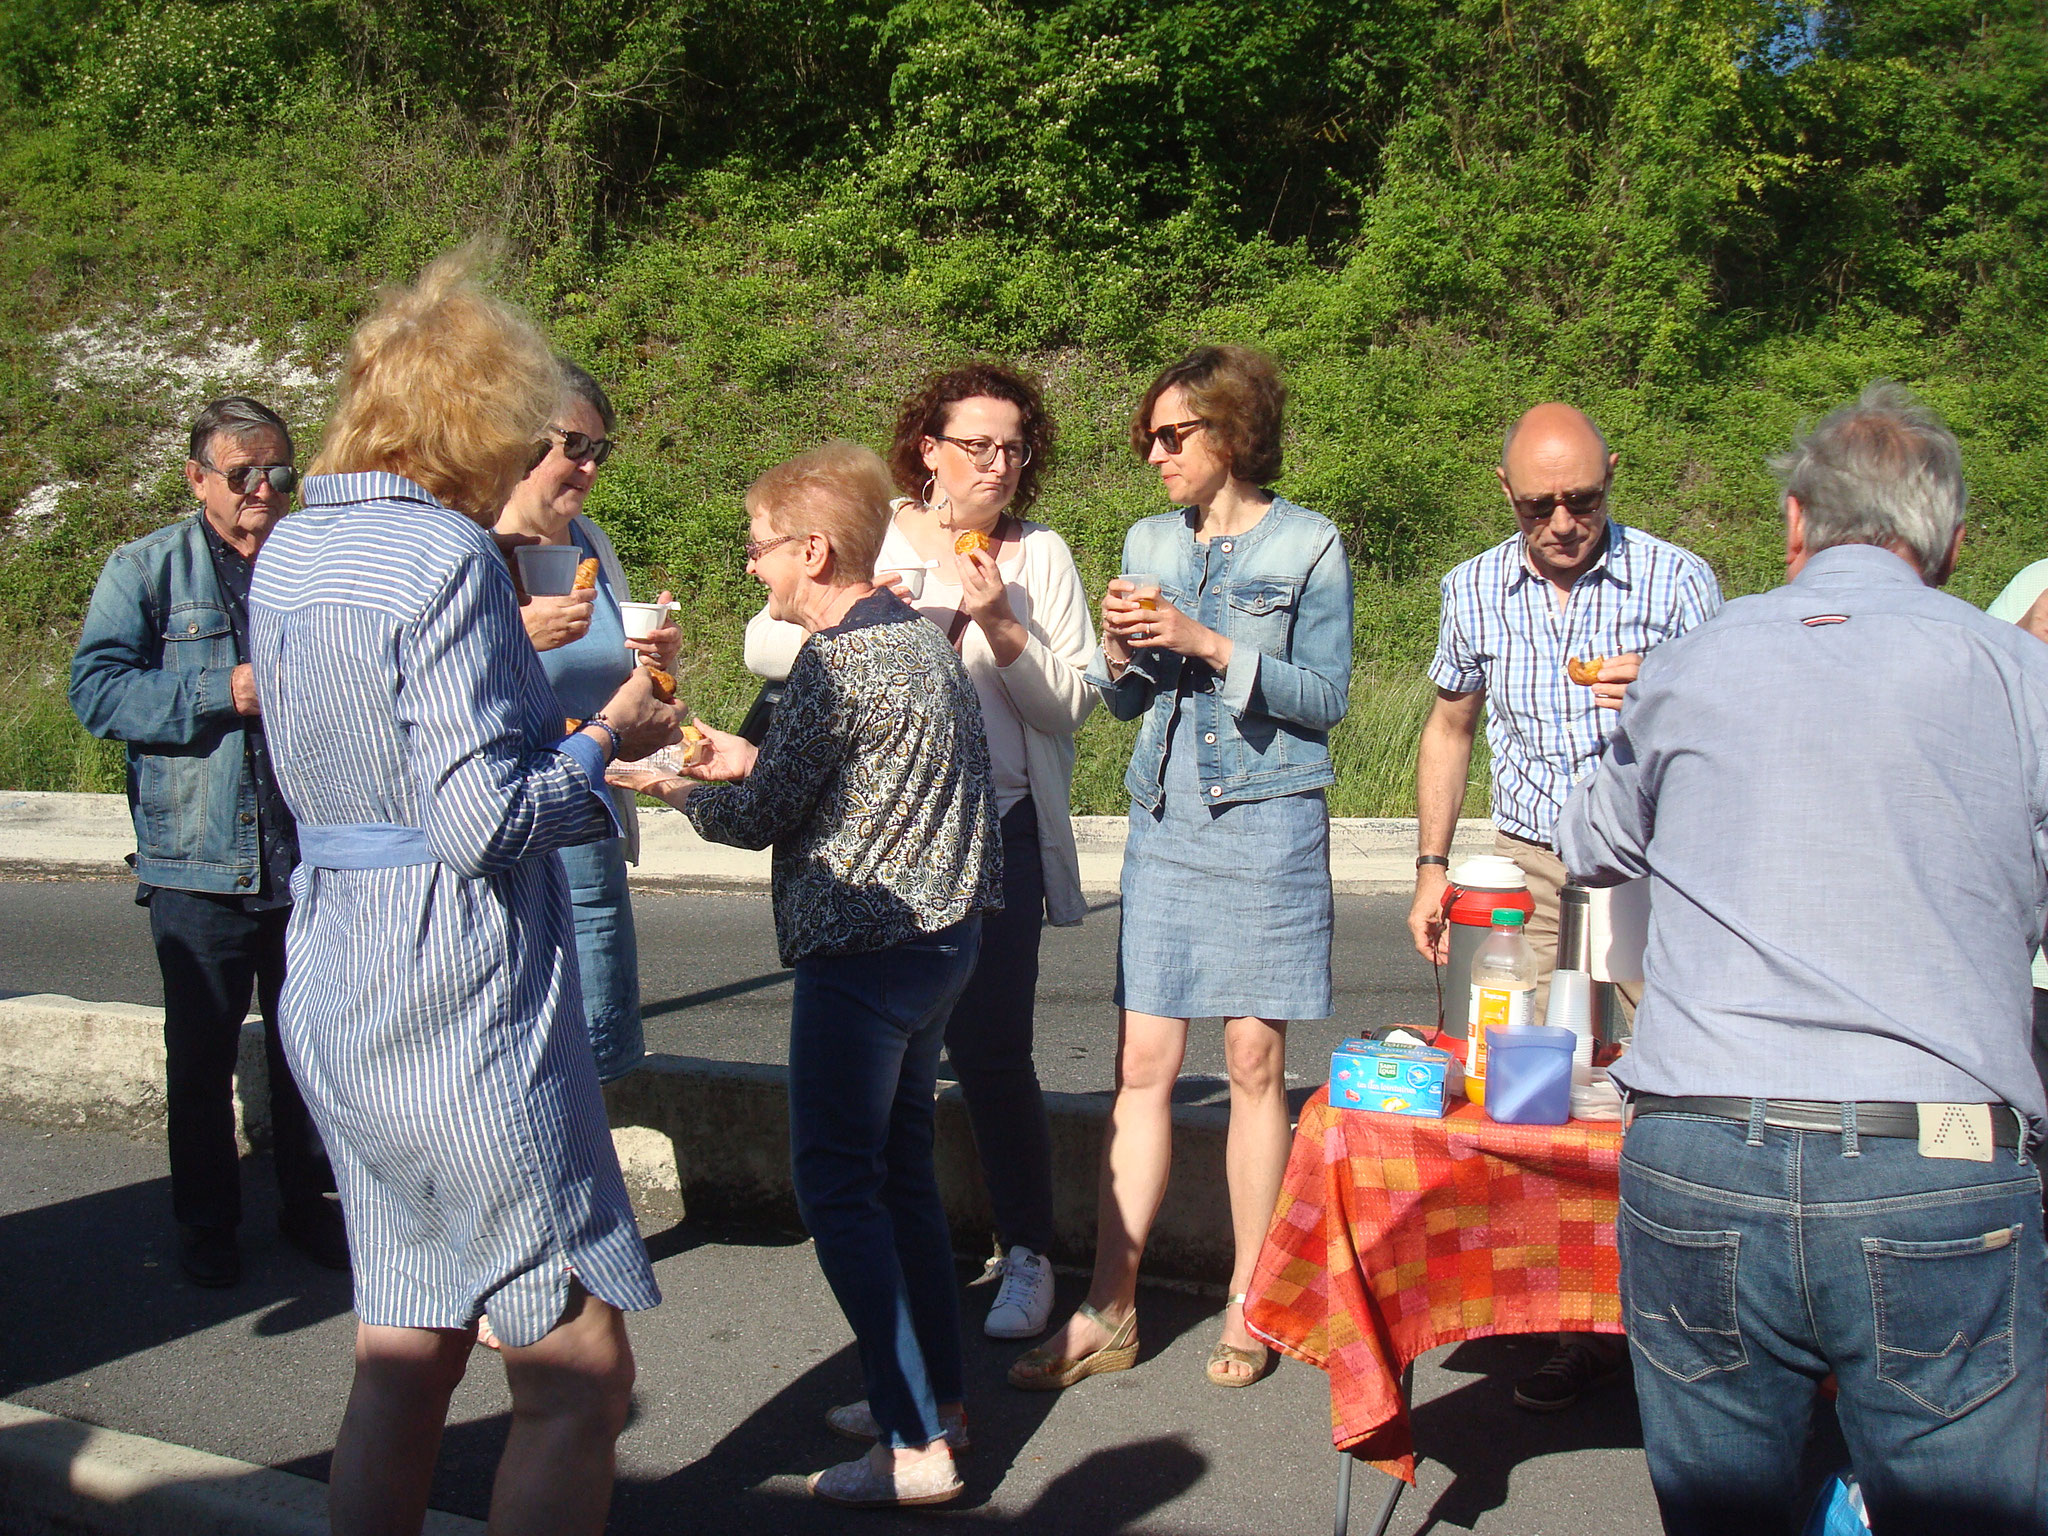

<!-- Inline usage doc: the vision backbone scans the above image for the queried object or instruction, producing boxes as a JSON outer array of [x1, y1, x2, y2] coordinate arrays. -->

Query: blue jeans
[[790, 916, 981, 1449], [559, 838, 643, 1083], [1620, 1109, 2047, 1536]]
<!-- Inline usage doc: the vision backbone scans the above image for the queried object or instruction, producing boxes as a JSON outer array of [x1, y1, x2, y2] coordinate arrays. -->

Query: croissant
[[1566, 655, 1606, 686], [953, 529, 992, 557], [573, 558, 600, 590], [646, 667, 677, 704]]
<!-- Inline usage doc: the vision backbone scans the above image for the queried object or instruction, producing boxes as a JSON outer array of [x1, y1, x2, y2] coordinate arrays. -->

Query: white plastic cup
[[1117, 572, 1163, 610], [881, 566, 926, 600], [514, 544, 582, 595], [1546, 967, 1597, 1068], [618, 600, 675, 640]]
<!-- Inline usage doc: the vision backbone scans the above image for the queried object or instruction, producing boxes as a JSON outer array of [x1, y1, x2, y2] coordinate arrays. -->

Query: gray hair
[[1770, 381, 1964, 582], [188, 396, 292, 464], [557, 357, 616, 433]]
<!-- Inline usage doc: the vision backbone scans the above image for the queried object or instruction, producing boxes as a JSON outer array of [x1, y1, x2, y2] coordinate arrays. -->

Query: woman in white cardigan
[[745, 364, 1095, 1341]]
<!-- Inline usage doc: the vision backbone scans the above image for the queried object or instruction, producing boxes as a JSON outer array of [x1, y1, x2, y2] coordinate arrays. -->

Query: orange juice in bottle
[[1466, 907, 1537, 1108]]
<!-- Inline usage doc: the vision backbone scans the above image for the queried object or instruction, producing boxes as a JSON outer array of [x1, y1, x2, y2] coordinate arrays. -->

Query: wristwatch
[[1415, 854, 1451, 870]]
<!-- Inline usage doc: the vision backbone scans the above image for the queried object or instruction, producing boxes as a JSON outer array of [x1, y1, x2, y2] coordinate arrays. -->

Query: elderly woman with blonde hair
[[615, 441, 1001, 1509], [247, 251, 678, 1536]]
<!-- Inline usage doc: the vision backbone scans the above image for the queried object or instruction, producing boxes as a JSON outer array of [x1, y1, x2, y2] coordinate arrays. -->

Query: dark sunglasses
[[1143, 419, 1207, 455], [552, 427, 614, 466], [1510, 486, 1607, 518], [205, 461, 298, 496]]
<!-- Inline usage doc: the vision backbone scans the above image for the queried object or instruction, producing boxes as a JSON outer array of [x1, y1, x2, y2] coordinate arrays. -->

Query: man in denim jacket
[[71, 398, 341, 1287]]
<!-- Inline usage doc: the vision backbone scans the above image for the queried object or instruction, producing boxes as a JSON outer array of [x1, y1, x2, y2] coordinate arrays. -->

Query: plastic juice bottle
[[1466, 907, 1538, 1108]]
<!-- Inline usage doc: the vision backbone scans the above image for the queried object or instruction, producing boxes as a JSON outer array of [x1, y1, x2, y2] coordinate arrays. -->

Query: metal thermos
[[1557, 885, 1626, 1044]]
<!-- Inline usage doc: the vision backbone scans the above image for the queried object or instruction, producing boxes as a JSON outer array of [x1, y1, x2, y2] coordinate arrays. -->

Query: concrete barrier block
[[0, 1400, 484, 1535]]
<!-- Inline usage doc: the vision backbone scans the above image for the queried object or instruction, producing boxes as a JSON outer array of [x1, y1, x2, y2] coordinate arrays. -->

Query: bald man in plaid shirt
[[1408, 402, 1722, 1411]]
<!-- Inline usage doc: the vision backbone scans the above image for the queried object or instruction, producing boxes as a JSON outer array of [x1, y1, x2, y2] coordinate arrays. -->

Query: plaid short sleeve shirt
[[1429, 522, 1721, 844]]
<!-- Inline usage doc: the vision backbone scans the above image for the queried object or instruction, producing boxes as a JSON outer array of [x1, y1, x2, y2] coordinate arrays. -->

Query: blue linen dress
[[535, 523, 643, 1082], [1116, 698, 1334, 1020], [247, 472, 660, 1346]]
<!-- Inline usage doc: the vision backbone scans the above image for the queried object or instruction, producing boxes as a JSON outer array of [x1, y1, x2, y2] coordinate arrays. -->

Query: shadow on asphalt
[[0, 1158, 351, 1401]]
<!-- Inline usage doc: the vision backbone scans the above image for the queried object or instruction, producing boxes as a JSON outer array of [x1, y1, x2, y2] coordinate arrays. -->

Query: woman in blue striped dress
[[247, 253, 680, 1536]]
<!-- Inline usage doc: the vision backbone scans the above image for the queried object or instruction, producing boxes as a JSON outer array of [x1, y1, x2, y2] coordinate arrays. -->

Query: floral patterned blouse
[[686, 591, 1003, 964]]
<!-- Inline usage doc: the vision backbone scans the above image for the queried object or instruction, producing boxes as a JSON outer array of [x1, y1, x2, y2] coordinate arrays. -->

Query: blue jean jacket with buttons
[[70, 514, 270, 894], [1088, 496, 1353, 810]]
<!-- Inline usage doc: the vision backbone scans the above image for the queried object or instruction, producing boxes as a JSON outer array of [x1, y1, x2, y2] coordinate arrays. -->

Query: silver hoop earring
[[921, 475, 937, 509]]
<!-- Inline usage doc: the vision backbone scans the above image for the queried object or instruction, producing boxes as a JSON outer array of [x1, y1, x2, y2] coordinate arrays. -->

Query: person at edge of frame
[[1562, 381, 2048, 1536]]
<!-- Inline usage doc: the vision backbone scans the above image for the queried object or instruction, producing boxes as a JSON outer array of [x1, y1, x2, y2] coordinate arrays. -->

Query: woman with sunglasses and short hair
[[493, 359, 680, 1088], [1010, 344, 1352, 1392]]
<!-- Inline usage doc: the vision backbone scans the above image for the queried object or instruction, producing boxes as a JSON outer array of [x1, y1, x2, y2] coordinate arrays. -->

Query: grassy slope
[[2, 106, 2042, 813]]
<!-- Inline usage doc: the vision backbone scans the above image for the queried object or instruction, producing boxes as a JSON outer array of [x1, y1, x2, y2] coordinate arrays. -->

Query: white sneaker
[[983, 1246, 1054, 1339]]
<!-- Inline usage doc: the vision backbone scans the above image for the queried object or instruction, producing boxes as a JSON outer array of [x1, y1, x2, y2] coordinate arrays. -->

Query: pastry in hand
[[1566, 655, 1606, 686], [646, 667, 677, 704], [573, 558, 600, 590], [953, 528, 992, 557], [678, 723, 712, 768]]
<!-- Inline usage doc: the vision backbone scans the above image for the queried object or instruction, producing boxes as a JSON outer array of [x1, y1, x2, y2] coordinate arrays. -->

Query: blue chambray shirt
[[1429, 522, 1722, 843], [1559, 544, 2048, 1134], [1087, 497, 1353, 810]]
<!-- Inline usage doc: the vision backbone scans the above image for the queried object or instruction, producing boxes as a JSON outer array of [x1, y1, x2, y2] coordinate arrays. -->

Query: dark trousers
[[149, 888, 330, 1230], [944, 798, 1057, 1257]]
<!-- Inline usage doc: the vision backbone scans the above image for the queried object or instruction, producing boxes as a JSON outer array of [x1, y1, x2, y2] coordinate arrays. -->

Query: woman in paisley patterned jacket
[[612, 441, 1001, 1510]]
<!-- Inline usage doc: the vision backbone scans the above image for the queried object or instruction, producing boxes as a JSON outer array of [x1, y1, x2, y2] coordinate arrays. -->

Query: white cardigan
[[742, 518, 1099, 925]]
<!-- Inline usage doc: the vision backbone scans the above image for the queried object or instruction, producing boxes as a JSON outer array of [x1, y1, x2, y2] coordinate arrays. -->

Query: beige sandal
[[1006, 1301, 1138, 1391], [1206, 1293, 1272, 1388]]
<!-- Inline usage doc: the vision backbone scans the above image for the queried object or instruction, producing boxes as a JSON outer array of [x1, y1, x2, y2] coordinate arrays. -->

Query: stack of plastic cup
[[1546, 967, 1596, 1071]]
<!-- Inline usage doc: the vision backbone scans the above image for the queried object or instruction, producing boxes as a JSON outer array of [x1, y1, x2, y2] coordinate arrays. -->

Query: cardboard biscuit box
[[1329, 1036, 1451, 1119]]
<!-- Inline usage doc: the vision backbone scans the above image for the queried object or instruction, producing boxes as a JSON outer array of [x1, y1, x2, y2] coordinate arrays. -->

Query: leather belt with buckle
[[1629, 1094, 2023, 1147]]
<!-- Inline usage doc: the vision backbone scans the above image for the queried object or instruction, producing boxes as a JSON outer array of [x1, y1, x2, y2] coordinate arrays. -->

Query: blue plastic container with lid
[[1483, 1025, 1576, 1125]]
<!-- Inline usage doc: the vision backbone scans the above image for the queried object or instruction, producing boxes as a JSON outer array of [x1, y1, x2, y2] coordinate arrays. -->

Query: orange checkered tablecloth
[[1244, 1087, 1625, 1483]]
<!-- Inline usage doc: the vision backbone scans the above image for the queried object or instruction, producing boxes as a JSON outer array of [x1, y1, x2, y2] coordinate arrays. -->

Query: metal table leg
[[1334, 1364, 1413, 1536]]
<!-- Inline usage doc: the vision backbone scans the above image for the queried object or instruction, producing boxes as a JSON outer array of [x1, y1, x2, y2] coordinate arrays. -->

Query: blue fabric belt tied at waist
[[298, 822, 436, 869]]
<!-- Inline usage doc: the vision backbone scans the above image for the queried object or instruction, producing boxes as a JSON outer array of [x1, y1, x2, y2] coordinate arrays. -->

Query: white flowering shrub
[[61, 1, 279, 144]]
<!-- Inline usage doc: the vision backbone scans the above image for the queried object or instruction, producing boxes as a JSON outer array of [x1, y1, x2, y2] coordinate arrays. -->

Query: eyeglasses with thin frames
[[1143, 420, 1207, 455], [933, 434, 1031, 471], [744, 533, 805, 562], [202, 461, 298, 496]]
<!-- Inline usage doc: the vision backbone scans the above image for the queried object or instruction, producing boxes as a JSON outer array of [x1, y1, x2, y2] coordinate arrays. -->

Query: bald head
[[1496, 402, 1620, 587], [1501, 402, 1608, 474]]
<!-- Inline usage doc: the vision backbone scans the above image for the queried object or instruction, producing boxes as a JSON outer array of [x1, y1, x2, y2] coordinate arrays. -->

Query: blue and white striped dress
[[247, 472, 660, 1345]]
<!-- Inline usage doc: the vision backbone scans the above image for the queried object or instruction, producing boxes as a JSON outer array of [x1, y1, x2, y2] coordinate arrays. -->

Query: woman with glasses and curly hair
[[1010, 344, 1352, 1393], [246, 251, 678, 1536]]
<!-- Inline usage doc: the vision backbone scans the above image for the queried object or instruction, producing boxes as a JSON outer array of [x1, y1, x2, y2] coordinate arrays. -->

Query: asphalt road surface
[[0, 873, 1443, 1099], [0, 1118, 1715, 1535]]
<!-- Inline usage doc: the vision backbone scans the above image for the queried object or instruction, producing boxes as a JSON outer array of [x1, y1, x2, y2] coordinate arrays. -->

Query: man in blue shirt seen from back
[[1561, 382, 2048, 1535]]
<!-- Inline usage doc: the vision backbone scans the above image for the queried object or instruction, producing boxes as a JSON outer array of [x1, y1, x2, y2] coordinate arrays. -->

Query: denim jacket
[[70, 514, 272, 893], [1088, 496, 1353, 810]]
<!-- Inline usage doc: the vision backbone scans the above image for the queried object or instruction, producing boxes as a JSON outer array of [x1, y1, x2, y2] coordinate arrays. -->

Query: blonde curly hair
[[310, 246, 561, 523]]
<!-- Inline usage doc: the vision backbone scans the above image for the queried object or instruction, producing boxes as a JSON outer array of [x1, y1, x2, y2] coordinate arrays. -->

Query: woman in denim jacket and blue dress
[[495, 360, 680, 1086], [1010, 345, 1352, 1392]]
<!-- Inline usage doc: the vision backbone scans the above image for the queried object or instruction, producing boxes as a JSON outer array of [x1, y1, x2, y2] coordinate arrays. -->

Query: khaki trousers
[[1494, 831, 1640, 1030]]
